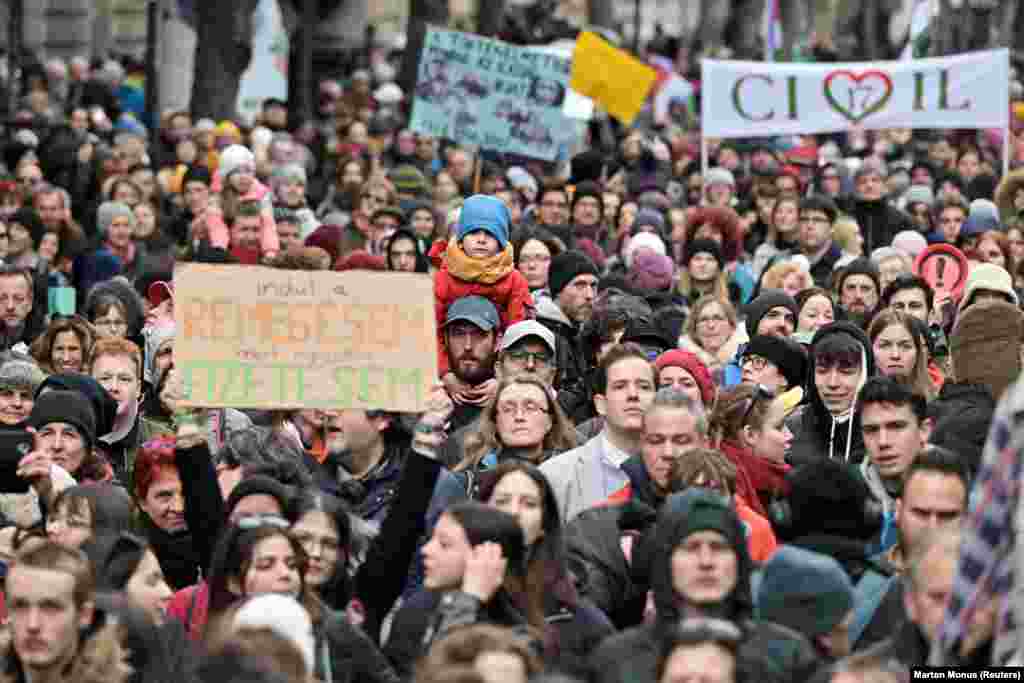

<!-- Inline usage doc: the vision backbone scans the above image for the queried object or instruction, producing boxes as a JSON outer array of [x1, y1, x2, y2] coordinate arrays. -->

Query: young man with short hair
[[859, 377, 931, 516], [540, 343, 656, 521], [6, 542, 130, 683]]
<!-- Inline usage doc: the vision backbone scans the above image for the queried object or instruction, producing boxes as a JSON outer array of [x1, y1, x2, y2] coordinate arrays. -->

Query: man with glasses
[[535, 187, 571, 236], [798, 195, 843, 288], [434, 319, 558, 469], [570, 181, 604, 241], [495, 320, 557, 386], [740, 334, 807, 399]]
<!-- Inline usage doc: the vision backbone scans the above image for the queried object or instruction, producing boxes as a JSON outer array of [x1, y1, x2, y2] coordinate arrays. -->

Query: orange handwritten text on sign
[[174, 264, 437, 412]]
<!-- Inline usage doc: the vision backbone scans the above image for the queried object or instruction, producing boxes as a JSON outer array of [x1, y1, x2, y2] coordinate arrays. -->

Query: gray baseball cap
[[499, 320, 556, 356], [444, 295, 500, 331]]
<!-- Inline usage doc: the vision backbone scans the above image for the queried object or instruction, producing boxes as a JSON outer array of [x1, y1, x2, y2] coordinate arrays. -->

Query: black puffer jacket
[[590, 491, 820, 683], [536, 296, 590, 423], [787, 322, 876, 468], [843, 196, 915, 255], [318, 609, 399, 683]]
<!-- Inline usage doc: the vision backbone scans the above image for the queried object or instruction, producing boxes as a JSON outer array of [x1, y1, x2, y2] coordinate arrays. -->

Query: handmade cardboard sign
[[174, 264, 437, 412]]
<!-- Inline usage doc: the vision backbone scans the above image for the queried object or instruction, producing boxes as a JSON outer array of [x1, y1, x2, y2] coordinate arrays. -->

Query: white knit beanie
[[233, 594, 315, 676], [218, 144, 256, 179]]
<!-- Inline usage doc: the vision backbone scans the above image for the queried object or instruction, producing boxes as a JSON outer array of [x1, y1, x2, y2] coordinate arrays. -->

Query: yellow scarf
[[444, 236, 514, 285]]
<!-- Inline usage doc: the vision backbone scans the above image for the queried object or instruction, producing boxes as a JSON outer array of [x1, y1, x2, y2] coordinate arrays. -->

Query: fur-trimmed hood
[[995, 167, 1024, 222], [0, 621, 132, 683]]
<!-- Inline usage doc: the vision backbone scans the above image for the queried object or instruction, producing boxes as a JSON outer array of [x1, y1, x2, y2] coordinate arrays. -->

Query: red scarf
[[719, 440, 790, 516]]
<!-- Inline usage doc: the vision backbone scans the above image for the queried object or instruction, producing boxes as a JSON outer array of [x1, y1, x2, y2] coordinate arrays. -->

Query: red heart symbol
[[823, 69, 893, 123]]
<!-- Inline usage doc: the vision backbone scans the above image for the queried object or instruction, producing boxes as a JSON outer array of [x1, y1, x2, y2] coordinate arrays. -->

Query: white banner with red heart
[[701, 48, 1008, 138]]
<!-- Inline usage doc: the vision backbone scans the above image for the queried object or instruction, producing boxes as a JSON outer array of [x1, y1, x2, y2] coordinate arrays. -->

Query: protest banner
[[700, 49, 1008, 138], [409, 27, 574, 160], [570, 31, 657, 126], [174, 264, 437, 413]]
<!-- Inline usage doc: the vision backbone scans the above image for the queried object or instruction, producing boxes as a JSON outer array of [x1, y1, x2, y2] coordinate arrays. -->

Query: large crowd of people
[[0, 45, 1018, 683]]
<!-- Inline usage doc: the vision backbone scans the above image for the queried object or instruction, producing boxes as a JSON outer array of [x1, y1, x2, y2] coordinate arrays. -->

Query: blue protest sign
[[410, 27, 573, 160]]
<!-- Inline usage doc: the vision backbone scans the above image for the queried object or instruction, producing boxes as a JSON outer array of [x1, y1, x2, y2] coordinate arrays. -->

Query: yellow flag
[[570, 31, 657, 126]]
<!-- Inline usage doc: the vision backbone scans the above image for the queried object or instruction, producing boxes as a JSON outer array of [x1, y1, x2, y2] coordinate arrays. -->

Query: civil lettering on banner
[[410, 27, 574, 160], [701, 49, 1008, 138], [174, 264, 437, 413]]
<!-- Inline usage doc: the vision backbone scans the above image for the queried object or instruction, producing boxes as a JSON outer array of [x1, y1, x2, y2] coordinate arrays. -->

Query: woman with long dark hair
[[206, 519, 399, 683]]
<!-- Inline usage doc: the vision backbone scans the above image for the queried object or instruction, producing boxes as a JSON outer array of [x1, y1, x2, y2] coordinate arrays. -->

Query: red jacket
[[434, 239, 533, 375]]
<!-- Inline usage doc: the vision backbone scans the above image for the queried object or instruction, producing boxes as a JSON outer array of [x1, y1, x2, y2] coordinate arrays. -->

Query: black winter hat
[[744, 290, 799, 338], [549, 250, 599, 298], [570, 150, 607, 185], [571, 180, 604, 217], [744, 334, 808, 389], [225, 475, 292, 517], [684, 238, 724, 269], [785, 459, 880, 540], [37, 373, 119, 439], [182, 165, 212, 188], [835, 259, 881, 299], [29, 390, 97, 450]]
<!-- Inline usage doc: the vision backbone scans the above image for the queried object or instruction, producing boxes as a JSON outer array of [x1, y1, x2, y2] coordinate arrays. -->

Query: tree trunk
[[399, 0, 448, 100], [587, 0, 616, 30], [1013, 0, 1024, 54], [288, 0, 317, 125], [931, 0, 955, 56], [477, 0, 505, 37], [190, 0, 259, 120]]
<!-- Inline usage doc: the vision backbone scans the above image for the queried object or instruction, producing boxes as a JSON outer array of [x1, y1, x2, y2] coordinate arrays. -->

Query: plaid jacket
[[932, 378, 1024, 665]]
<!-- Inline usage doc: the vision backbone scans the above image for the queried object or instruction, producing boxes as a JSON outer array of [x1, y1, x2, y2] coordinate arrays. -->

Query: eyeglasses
[[496, 400, 549, 418], [236, 514, 290, 530], [740, 355, 769, 372], [503, 349, 552, 366], [741, 384, 776, 425]]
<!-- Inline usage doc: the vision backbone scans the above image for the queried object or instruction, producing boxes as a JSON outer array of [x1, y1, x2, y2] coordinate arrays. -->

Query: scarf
[[443, 236, 514, 285], [105, 240, 136, 267], [138, 511, 200, 590], [720, 440, 790, 516]]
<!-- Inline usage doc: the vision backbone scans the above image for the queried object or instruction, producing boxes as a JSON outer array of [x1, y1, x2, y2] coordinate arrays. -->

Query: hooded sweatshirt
[[787, 322, 876, 467], [589, 491, 819, 683]]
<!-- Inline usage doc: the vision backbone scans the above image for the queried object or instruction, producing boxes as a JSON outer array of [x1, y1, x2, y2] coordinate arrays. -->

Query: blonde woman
[[679, 295, 743, 379]]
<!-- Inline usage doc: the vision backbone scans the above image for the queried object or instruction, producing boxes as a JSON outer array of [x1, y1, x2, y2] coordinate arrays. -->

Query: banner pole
[[1005, 125, 1011, 179], [701, 137, 709, 188]]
